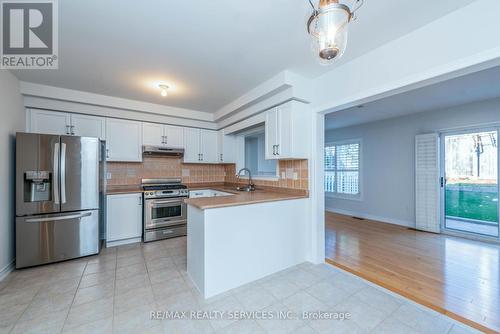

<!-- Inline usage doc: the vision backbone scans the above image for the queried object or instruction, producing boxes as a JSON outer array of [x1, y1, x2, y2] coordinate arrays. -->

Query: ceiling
[[12, 0, 476, 113], [325, 65, 500, 130]]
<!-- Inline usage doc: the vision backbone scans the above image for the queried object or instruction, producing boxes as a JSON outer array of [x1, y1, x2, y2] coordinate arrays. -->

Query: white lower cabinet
[[106, 193, 143, 246], [105, 118, 142, 161]]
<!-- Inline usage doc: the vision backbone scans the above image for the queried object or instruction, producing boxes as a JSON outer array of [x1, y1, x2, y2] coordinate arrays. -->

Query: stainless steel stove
[[142, 178, 188, 242]]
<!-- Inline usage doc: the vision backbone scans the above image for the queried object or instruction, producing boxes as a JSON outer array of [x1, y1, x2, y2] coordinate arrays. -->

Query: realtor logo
[[1, 0, 58, 69]]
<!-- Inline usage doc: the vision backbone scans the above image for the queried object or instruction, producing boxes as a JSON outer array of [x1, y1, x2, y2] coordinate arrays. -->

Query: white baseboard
[[106, 237, 142, 248], [0, 259, 15, 281], [326, 207, 415, 228]]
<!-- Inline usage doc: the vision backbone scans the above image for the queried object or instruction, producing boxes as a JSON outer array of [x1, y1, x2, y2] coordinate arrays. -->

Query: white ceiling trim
[[19, 82, 214, 122], [214, 71, 312, 122]]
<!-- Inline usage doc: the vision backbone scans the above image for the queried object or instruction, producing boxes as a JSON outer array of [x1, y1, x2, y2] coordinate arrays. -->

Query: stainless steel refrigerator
[[16, 133, 101, 268]]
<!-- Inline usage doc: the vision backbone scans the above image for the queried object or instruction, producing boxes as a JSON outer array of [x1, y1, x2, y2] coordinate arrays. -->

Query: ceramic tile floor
[[0, 237, 480, 334]]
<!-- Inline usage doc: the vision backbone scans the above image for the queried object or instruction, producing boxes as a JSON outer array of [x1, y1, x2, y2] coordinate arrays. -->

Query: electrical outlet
[[106, 172, 112, 180], [286, 168, 294, 179], [281, 172, 286, 179], [293, 172, 298, 180], [182, 169, 190, 177]]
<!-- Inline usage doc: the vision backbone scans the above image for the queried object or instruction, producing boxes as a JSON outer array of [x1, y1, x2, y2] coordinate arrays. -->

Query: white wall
[[0, 71, 25, 277], [325, 97, 500, 227]]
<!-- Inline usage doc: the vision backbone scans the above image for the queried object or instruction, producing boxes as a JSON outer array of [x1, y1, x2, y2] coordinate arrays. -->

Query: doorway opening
[[442, 130, 499, 238]]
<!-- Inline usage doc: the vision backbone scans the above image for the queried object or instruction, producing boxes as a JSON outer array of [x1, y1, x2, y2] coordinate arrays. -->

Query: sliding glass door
[[442, 129, 499, 238]]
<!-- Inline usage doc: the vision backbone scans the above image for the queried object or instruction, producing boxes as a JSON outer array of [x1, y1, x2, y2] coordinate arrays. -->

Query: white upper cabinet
[[71, 114, 105, 139], [184, 128, 218, 163], [183, 128, 201, 163], [142, 122, 164, 146], [106, 118, 142, 162], [29, 109, 72, 135], [217, 130, 237, 163], [265, 101, 310, 160], [29, 109, 105, 139], [164, 125, 184, 148], [201, 130, 218, 163], [142, 123, 184, 148]]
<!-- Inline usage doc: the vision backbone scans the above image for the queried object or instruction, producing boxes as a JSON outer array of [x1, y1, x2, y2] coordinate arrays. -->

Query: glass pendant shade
[[308, 3, 351, 65]]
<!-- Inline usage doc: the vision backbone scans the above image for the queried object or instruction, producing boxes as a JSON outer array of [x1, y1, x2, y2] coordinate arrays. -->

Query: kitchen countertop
[[106, 185, 143, 195], [184, 184, 309, 210]]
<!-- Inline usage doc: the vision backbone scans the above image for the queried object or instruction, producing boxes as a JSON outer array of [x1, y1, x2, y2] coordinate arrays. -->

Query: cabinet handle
[[201, 153, 204, 161], [272, 145, 276, 155], [161, 136, 164, 144], [65, 125, 70, 135], [138, 196, 142, 206], [220, 153, 223, 162], [164, 135, 167, 144], [198, 153, 201, 161], [276, 144, 279, 155], [70, 125, 75, 135], [106, 148, 110, 159]]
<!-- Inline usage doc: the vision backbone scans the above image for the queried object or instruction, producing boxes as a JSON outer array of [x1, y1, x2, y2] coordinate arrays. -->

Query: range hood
[[142, 146, 184, 157]]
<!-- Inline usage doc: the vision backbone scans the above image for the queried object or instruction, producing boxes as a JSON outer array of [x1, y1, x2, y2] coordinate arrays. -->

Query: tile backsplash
[[107, 156, 308, 190]]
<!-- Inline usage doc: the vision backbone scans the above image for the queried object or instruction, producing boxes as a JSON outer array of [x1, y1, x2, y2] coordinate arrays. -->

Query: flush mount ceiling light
[[159, 84, 169, 97], [307, 0, 364, 65]]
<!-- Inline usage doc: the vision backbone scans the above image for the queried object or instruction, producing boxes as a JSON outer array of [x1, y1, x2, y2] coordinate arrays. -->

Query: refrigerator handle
[[60, 142, 67, 204], [53, 143, 60, 204], [25, 212, 92, 223]]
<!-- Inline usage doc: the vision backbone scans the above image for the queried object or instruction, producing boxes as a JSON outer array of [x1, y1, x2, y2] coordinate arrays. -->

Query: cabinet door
[[218, 130, 237, 163], [183, 128, 201, 163], [105, 119, 142, 162], [106, 193, 142, 242], [200, 130, 218, 163], [265, 108, 279, 159], [276, 106, 292, 158], [71, 114, 105, 139], [164, 125, 184, 148], [29, 109, 71, 135], [142, 122, 164, 146]]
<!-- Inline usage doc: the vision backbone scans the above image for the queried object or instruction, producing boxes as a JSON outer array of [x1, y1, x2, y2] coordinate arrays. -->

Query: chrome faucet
[[236, 168, 255, 191]]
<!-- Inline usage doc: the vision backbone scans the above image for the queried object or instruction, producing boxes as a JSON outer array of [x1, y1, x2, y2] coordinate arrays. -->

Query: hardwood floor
[[325, 212, 500, 334]]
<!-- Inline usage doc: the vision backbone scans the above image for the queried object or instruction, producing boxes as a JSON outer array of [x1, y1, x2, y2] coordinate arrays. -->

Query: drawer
[[144, 224, 186, 242]]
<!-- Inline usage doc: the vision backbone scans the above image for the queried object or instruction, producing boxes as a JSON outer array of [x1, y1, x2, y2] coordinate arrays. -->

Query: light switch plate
[[286, 168, 294, 179], [293, 172, 298, 180], [182, 169, 190, 177], [281, 172, 286, 179], [106, 172, 112, 180]]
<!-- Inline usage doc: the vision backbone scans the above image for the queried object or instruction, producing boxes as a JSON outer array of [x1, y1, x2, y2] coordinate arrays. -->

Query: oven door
[[145, 197, 187, 229]]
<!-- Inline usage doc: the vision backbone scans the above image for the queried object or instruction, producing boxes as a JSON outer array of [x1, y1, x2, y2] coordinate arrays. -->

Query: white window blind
[[325, 140, 361, 196], [415, 133, 441, 233]]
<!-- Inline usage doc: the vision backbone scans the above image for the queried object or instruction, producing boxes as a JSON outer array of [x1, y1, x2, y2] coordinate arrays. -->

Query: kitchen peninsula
[[185, 185, 309, 298]]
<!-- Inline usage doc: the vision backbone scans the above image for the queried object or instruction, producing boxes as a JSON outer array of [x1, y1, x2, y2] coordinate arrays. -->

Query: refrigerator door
[[15, 210, 99, 268], [16, 133, 61, 216], [60, 136, 99, 212]]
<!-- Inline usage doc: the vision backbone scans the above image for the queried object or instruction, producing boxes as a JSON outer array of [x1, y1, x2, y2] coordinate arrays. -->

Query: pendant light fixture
[[307, 0, 364, 65]]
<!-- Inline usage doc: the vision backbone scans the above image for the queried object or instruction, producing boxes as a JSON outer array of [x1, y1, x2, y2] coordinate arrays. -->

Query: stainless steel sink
[[236, 185, 255, 192]]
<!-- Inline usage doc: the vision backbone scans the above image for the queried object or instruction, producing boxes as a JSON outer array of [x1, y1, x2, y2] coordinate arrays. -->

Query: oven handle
[[149, 199, 185, 206]]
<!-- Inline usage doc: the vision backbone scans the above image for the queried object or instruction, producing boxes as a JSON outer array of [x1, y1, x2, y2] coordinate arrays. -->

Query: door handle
[[60, 142, 67, 204], [53, 143, 60, 204], [25, 212, 92, 223]]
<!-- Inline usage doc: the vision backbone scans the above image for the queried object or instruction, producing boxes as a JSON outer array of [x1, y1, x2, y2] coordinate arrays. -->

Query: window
[[325, 140, 361, 197], [244, 128, 277, 178]]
